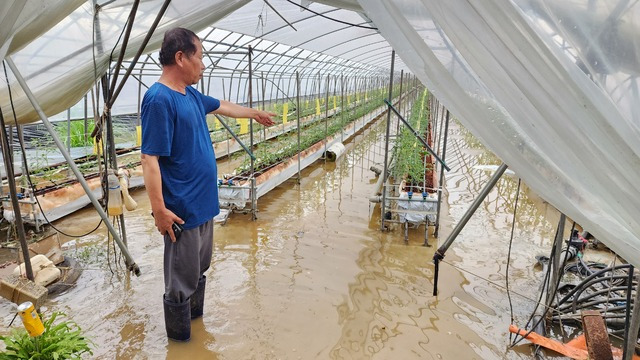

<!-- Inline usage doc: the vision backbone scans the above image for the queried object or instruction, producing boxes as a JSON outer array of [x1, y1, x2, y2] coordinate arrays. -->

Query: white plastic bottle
[[107, 173, 123, 216]]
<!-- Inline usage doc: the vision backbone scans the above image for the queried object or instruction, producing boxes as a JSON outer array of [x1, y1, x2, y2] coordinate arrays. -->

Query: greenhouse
[[0, 0, 639, 358]]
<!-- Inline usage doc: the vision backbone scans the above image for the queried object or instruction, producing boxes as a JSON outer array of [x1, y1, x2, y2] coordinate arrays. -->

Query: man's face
[[179, 38, 205, 85]]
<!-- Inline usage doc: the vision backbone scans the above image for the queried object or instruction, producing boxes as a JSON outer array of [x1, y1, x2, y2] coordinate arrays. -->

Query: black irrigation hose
[[562, 296, 632, 314], [556, 285, 636, 313], [3, 61, 104, 238], [564, 260, 607, 276], [566, 275, 633, 310], [553, 312, 629, 321], [555, 264, 632, 306]]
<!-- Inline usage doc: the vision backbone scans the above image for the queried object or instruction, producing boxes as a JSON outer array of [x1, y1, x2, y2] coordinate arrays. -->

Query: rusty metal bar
[[581, 310, 614, 360]]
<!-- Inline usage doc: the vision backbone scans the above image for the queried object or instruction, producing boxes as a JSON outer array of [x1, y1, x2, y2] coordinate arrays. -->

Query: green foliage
[[0, 312, 93, 360], [54, 120, 94, 148], [235, 87, 389, 175], [391, 89, 431, 185]]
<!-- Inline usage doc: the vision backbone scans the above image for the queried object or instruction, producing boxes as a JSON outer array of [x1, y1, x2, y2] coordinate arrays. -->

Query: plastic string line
[[284, 0, 378, 30], [439, 258, 563, 316], [511, 221, 577, 348], [2, 61, 104, 238]]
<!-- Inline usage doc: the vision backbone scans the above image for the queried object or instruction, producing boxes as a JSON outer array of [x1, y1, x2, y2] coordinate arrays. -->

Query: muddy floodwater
[[2, 118, 578, 359]]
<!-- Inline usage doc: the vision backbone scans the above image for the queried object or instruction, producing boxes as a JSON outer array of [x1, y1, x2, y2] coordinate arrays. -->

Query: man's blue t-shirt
[[141, 83, 221, 230]]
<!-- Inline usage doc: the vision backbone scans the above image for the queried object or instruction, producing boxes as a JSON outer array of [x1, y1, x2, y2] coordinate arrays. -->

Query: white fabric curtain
[[0, 0, 249, 125], [357, 0, 640, 267]]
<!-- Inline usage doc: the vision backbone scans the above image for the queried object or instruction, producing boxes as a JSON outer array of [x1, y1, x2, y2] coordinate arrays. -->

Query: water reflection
[[0, 114, 561, 359]]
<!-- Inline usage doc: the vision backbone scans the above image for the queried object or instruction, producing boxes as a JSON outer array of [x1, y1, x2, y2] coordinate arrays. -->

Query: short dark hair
[[159, 28, 199, 66]]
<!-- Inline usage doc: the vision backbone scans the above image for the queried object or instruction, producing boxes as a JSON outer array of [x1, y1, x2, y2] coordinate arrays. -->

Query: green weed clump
[[55, 120, 94, 148], [0, 312, 93, 360]]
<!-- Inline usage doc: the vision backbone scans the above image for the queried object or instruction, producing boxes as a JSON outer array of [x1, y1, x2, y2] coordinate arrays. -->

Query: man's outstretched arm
[[213, 100, 276, 126]]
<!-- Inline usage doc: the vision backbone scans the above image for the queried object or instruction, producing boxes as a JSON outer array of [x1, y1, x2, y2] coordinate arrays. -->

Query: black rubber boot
[[190, 275, 206, 319], [163, 296, 191, 342]]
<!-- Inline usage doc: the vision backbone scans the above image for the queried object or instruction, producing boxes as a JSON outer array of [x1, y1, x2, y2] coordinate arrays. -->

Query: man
[[141, 28, 274, 341]]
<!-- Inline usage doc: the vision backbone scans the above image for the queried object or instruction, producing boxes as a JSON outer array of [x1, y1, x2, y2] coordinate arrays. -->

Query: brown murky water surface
[[2, 118, 571, 359]]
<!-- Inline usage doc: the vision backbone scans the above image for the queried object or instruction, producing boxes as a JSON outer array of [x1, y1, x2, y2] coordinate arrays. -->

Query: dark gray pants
[[163, 219, 213, 303]]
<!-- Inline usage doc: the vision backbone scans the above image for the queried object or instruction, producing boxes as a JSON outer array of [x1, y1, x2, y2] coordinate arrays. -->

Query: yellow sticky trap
[[347, 94, 351, 105], [93, 138, 102, 155], [365, 92, 368, 101], [305, 100, 309, 108], [214, 118, 221, 130], [315, 99, 321, 115], [333, 96, 337, 109], [238, 118, 249, 134], [136, 125, 142, 146], [356, 93, 360, 102], [282, 103, 288, 124]]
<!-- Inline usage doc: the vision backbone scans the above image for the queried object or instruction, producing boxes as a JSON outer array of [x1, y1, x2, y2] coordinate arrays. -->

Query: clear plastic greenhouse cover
[[0, 0, 638, 267], [0, 0, 250, 124], [353, 0, 640, 267]]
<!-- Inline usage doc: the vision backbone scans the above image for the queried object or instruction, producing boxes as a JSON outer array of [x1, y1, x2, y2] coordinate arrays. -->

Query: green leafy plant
[[0, 312, 93, 359], [54, 120, 94, 148], [391, 89, 431, 186]]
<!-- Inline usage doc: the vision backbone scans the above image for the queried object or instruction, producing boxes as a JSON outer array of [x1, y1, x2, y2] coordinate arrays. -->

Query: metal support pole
[[15, 123, 39, 232], [432, 100, 438, 154], [396, 70, 403, 135], [0, 108, 33, 280], [214, 115, 255, 160], [433, 110, 450, 239], [381, 50, 395, 231], [248, 46, 256, 220], [432, 162, 507, 295], [84, 94, 88, 146], [8, 125, 13, 164], [436, 103, 444, 158], [296, 71, 301, 183], [100, 74, 129, 248], [623, 266, 638, 360], [324, 75, 329, 158], [261, 72, 266, 142], [549, 214, 566, 307], [340, 74, 344, 142], [6, 57, 140, 276], [66, 108, 71, 154], [624, 272, 640, 360]]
